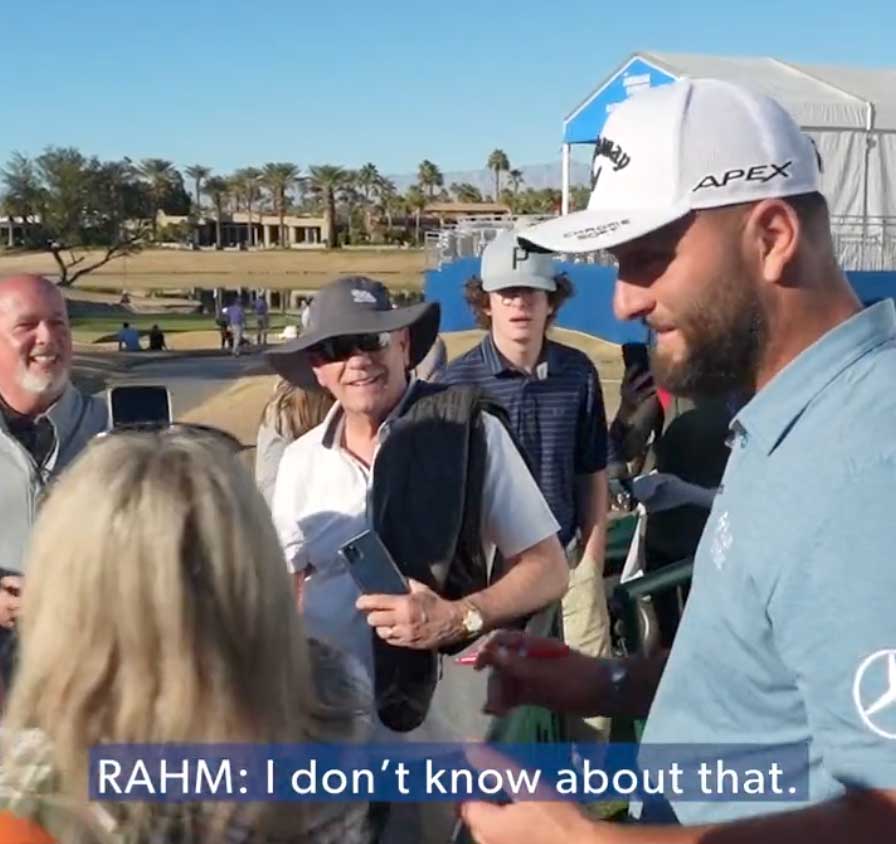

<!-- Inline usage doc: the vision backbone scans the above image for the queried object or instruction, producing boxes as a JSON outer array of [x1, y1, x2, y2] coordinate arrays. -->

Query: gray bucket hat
[[265, 276, 440, 386]]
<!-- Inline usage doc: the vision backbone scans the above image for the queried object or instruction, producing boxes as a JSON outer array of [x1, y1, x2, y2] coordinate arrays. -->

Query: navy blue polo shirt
[[440, 334, 608, 545]]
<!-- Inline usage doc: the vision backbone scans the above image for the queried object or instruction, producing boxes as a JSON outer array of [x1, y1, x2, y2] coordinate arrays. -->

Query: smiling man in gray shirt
[[0, 274, 108, 685]]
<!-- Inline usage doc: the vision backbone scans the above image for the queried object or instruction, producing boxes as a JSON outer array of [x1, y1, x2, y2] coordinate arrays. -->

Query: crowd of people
[[0, 77, 895, 844], [217, 296, 271, 355]]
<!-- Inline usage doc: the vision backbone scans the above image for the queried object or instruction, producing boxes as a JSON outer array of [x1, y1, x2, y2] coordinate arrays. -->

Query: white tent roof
[[637, 52, 896, 132], [561, 52, 896, 269]]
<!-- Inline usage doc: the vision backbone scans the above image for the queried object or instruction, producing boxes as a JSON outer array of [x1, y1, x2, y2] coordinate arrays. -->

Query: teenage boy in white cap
[[440, 231, 611, 741], [461, 78, 896, 842]]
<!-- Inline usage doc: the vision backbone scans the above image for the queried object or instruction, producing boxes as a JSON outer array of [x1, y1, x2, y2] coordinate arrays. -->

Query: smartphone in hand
[[622, 342, 651, 378], [339, 530, 409, 596]]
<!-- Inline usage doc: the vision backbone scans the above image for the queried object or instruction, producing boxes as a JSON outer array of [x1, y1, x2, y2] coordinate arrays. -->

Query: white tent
[[561, 52, 896, 270]]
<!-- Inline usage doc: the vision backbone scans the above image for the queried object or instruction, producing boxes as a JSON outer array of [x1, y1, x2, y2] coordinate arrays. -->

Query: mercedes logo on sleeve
[[853, 650, 896, 740]]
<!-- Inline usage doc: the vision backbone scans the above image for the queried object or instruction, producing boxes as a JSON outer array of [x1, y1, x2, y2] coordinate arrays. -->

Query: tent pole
[[862, 103, 876, 269], [561, 144, 571, 215]]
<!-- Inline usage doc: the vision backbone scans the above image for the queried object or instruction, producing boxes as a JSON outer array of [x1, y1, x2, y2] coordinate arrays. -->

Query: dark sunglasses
[[95, 422, 249, 453], [307, 332, 391, 364]]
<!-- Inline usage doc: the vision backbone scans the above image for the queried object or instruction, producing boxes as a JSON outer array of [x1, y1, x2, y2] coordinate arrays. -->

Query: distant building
[[423, 202, 511, 227], [1, 215, 40, 248], [157, 211, 328, 248], [2, 210, 329, 251]]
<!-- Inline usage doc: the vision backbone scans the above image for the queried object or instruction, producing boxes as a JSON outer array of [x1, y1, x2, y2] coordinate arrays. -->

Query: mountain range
[[385, 159, 591, 196]]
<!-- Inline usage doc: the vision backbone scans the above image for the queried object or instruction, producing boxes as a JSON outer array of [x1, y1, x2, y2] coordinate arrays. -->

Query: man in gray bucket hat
[[267, 275, 442, 388], [267, 274, 568, 841]]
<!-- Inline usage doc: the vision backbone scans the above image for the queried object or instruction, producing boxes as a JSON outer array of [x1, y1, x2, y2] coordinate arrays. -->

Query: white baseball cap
[[519, 78, 822, 255], [480, 230, 558, 292]]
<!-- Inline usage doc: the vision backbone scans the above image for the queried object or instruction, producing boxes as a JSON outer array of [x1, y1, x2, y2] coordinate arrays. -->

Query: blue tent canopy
[[563, 56, 677, 145]]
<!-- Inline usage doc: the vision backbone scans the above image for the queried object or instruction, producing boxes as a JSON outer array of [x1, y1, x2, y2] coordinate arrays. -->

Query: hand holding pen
[[453, 631, 597, 717], [454, 637, 570, 666]]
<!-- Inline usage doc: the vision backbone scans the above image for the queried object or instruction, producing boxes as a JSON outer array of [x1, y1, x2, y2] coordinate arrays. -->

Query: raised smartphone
[[107, 385, 172, 427]]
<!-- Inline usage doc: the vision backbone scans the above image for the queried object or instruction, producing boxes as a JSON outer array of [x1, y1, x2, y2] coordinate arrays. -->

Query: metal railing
[[424, 215, 555, 269], [830, 215, 896, 271]]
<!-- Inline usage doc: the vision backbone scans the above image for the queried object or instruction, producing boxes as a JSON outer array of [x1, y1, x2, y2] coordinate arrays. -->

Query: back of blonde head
[[262, 379, 334, 442], [3, 431, 366, 841]]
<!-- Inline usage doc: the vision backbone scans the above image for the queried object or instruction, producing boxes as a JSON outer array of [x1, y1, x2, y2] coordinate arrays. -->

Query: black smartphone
[[107, 385, 172, 426], [622, 342, 651, 376], [339, 530, 410, 596]]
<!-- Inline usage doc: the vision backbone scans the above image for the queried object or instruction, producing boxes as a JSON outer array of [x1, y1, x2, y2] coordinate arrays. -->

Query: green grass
[[69, 312, 296, 342]]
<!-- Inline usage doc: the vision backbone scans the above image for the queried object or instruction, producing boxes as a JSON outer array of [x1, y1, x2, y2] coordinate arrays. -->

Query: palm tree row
[[4, 150, 535, 250], [190, 161, 437, 248], [188, 152, 534, 248]]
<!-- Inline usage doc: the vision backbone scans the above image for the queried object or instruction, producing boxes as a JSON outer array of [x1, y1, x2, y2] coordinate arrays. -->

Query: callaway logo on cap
[[519, 78, 822, 255]]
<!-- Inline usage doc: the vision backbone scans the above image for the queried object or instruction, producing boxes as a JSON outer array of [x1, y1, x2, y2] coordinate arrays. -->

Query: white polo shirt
[[271, 382, 560, 701]]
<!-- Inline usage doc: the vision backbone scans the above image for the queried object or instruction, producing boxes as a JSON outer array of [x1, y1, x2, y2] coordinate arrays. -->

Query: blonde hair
[[261, 379, 334, 442], [3, 430, 366, 841]]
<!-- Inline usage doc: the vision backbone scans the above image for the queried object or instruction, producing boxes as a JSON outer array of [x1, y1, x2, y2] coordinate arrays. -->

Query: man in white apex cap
[[462, 79, 896, 842]]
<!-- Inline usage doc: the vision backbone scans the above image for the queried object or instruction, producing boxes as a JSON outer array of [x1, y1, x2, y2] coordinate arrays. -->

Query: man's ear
[[744, 198, 800, 285], [399, 328, 411, 367], [312, 366, 327, 388]]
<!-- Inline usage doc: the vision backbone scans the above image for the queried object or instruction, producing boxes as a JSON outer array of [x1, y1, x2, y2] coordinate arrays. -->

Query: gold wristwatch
[[460, 599, 484, 637]]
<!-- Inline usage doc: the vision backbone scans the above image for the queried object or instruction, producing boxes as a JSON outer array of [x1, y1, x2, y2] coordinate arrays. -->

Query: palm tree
[[337, 173, 363, 245], [139, 158, 178, 238], [234, 167, 262, 247], [356, 163, 380, 240], [94, 158, 137, 244], [375, 177, 398, 232], [184, 164, 210, 247], [450, 182, 483, 203], [508, 168, 524, 194], [487, 149, 510, 204], [405, 185, 426, 245], [356, 163, 380, 203], [184, 164, 210, 216], [308, 165, 348, 249], [261, 162, 299, 247], [417, 160, 443, 201], [202, 176, 229, 250], [226, 173, 244, 213]]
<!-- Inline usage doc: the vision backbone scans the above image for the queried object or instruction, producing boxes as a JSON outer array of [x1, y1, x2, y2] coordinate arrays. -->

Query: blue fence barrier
[[424, 261, 896, 344]]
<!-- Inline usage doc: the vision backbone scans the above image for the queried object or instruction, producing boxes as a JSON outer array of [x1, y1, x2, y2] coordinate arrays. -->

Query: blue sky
[[3, 0, 894, 177]]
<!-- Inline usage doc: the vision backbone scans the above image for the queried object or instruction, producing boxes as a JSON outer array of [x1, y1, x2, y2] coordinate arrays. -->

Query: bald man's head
[[0, 273, 62, 299], [0, 274, 72, 416]]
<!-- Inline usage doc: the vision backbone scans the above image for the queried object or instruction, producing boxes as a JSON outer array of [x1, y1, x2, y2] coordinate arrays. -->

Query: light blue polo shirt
[[638, 300, 896, 825]]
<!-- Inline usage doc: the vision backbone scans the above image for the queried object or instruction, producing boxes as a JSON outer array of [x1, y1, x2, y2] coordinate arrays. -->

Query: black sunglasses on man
[[307, 332, 392, 365]]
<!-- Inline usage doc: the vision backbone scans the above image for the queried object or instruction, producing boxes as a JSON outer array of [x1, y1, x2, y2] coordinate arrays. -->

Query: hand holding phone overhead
[[107, 385, 172, 426]]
